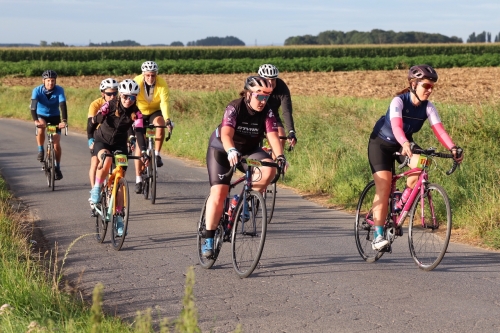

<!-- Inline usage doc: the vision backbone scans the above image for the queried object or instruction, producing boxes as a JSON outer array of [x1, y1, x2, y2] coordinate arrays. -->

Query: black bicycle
[[36, 123, 67, 191], [140, 124, 171, 204], [197, 158, 281, 278]]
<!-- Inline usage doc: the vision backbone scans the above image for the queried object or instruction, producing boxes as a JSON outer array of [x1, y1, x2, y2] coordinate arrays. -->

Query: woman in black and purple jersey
[[202, 76, 286, 258], [368, 64, 464, 251]]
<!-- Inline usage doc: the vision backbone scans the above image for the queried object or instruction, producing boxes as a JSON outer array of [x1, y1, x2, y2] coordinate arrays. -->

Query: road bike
[[261, 136, 292, 223], [197, 158, 281, 278], [36, 123, 68, 191], [354, 146, 462, 271], [92, 151, 140, 251], [138, 124, 171, 205]]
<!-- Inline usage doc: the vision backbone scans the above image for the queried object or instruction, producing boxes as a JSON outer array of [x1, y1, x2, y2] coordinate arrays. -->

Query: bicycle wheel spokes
[[355, 181, 384, 263], [150, 151, 157, 204], [111, 178, 130, 251], [231, 191, 267, 278], [47, 145, 55, 191], [264, 182, 276, 224], [408, 184, 452, 271], [95, 188, 108, 243]]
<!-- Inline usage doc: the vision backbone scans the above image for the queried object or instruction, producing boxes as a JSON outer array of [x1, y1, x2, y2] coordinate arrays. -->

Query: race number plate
[[46, 125, 57, 135], [146, 128, 156, 138], [416, 155, 431, 169], [246, 159, 262, 167], [115, 154, 128, 167]]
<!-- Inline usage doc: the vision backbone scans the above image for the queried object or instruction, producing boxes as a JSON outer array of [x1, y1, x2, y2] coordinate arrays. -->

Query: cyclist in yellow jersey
[[132, 61, 173, 194], [87, 78, 118, 188]]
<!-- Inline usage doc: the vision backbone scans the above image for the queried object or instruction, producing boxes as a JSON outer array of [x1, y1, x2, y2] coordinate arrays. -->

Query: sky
[[1, 0, 499, 46]]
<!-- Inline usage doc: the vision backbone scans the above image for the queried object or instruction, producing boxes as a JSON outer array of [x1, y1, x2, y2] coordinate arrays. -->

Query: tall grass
[[2, 85, 500, 247]]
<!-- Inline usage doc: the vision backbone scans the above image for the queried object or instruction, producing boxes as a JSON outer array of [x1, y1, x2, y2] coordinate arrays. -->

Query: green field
[[1, 44, 500, 76]]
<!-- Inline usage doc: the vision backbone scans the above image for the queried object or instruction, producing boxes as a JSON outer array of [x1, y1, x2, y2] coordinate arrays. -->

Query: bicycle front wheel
[[150, 151, 157, 204], [47, 145, 55, 191], [111, 177, 130, 251], [95, 187, 108, 243], [408, 183, 452, 271], [355, 181, 385, 263], [264, 182, 276, 224], [197, 196, 217, 269], [231, 191, 267, 278]]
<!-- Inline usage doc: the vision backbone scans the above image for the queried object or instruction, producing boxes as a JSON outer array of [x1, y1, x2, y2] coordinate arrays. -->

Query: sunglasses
[[418, 82, 435, 90], [252, 93, 270, 102], [104, 91, 118, 96], [121, 94, 137, 101]]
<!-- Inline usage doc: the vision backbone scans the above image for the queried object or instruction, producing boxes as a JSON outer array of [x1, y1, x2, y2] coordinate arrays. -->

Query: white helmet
[[258, 64, 279, 78], [118, 79, 140, 95], [99, 78, 118, 91], [141, 61, 159, 73]]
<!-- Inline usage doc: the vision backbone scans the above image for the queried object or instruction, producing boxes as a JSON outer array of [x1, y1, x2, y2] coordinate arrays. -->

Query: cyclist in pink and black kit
[[368, 64, 464, 251], [202, 76, 286, 257]]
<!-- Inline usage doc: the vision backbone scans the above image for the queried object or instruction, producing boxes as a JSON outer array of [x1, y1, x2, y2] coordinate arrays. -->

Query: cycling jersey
[[209, 97, 278, 155], [91, 100, 146, 150], [88, 97, 106, 117], [30, 84, 67, 120], [133, 74, 170, 119], [266, 78, 295, 132], [371, 91, 453, 149]]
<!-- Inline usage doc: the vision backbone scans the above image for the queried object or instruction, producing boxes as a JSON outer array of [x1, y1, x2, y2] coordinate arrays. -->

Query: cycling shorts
[[37, 115, 62, 134]]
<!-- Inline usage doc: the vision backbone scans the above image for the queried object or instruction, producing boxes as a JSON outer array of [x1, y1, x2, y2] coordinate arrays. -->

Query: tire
[[149, 150, 157, 204], [197, 196, 225, 269], [354, 181, 385, 263], [408, 183, 452, 271], [264, 182, 276, 224], [231, 191, 267, 278], [45, 144, 55, 191], [111, 177, 130, 251], [95, 187, 108, 243], [142, 166, 149, 200]]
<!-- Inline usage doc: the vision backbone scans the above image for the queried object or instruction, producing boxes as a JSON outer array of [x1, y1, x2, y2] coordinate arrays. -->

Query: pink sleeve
[[390, 117, 408, 146], [221, 105, 237, 129], [431, 123, 454, 150], [266, 109, 278, 133], [134, 110, 144, 128]]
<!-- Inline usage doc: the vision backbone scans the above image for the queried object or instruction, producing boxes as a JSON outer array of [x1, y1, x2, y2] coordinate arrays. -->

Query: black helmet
[[42, 70, 58, 79], [244, 76, 273, 93], [408, 65, 438, 82]]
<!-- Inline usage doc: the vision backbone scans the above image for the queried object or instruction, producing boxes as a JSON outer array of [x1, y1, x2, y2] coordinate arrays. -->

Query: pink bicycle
[[355, 146, 463, 271]]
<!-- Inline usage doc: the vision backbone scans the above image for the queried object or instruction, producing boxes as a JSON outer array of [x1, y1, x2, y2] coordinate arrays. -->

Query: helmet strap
[[409, 86, 423, 104]]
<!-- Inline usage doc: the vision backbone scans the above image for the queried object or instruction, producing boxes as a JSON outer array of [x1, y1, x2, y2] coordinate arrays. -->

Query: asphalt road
[[1, 118, 500, 333]]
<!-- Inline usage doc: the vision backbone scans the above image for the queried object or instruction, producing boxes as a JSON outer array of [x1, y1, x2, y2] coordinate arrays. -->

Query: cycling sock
[[55, 162, 60, 169], [136, 176, 142, 183], [206, 230, 215, 238], [155, 150, 159, 156], [38, 146, 43, 152], [374, 226, 384, 238], [95, 178, 103, 187]]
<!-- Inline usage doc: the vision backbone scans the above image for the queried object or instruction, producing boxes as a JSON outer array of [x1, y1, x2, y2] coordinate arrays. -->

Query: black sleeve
[[30, 99, 38, 121], [278, 82, 295, 133], [135, 127, 147, 151], [95, 113, 105, 124], [127, 126, 135, 138], [59, 101, 68, 122], [87, 117, 98, 140]]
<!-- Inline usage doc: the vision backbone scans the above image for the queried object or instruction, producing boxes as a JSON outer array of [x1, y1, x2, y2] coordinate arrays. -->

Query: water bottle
[[227, 195, 239, 218], [392, 190, 402, 213]]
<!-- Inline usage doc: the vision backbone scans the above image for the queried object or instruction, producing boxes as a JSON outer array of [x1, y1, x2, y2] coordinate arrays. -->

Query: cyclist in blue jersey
[[31, 70, 68, 180], [367, 65, 463, 251]]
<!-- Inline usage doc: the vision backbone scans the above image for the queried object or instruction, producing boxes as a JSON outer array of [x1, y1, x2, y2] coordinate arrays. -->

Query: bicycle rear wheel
[[408, 183, 452, 271], [111, 178, 130, 251], [355, 181, 385, 263], [197, 196, 224, 269], [231, 191, 267, 278], [46, 144, 55, 191], [264, 182, 276, 224], [149, 151, 157, 204], [95, 187, 108, 243]]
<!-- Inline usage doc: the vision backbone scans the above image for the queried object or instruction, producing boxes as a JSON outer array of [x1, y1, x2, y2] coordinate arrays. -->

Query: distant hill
[[187, 36, 245, 46], [285, 29, 463, 45], [89, 40, 140, 47]]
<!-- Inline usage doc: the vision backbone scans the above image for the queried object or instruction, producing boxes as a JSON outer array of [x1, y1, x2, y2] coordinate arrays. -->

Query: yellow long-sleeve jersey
[[133, 74, 171, 120]]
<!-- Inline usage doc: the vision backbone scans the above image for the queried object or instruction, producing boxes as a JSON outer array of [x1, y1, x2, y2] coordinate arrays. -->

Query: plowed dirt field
[[3, 67, 500, 105]]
